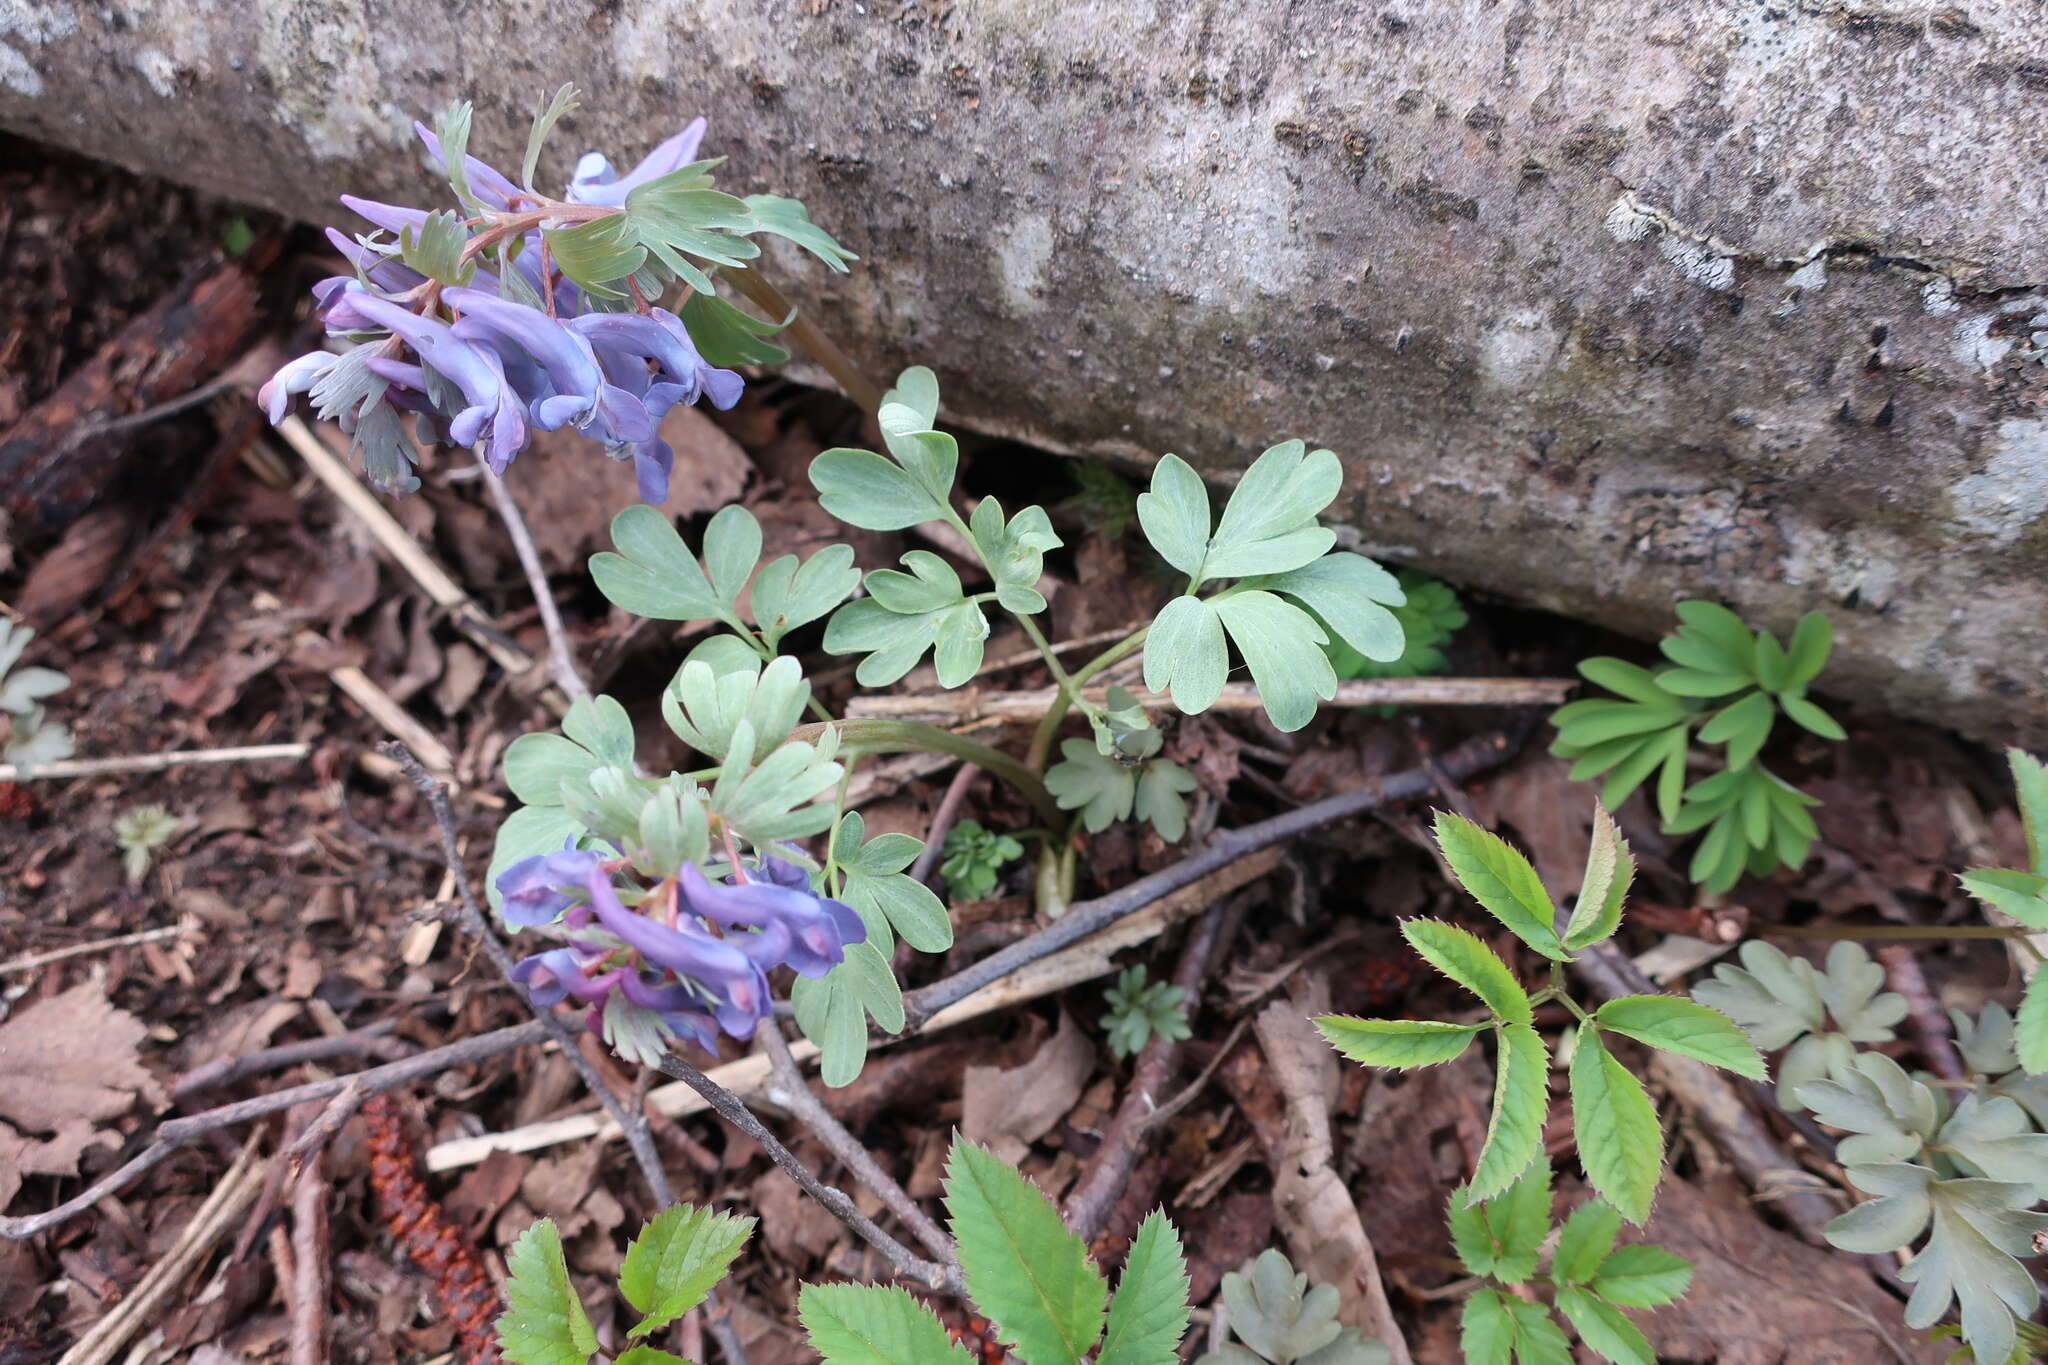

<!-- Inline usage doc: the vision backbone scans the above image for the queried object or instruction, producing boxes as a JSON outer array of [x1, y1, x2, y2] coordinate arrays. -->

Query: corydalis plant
[[1550, 603, 1840, 893], [0, 619, 72, 773], [1196, 1249, 1389, 1365], [1101, 965, 1192, 1060], [1690, 939, 1906, 1110], [1317, 806, 1765, 1225], [257, 87, 851, 498], [490, 365, 1409, 1081]]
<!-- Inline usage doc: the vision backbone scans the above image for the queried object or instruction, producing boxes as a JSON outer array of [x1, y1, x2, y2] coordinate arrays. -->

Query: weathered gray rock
[[7, 2, 2047, 739]]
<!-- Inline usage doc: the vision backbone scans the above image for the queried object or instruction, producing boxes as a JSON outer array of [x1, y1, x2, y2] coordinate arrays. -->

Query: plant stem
[[1757, 921, 2039, 942], [720, 264, 885, 416], [799, 718, 1064, 827], [1024, 626, 1150, 772]]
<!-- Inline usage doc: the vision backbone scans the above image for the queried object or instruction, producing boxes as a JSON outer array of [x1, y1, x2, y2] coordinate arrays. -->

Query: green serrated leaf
[[799, 1283, 973, 1365], [1588, 1244, 1692, 1308], [1432, 813, 1567, 960], [1555, 1286, 1654, 1365], [1316, 1016, 1486, 1068], [620, 1204, 755, 1337], [1400, 920, 1532, 1025], [1463, 1292, 1573, 1365], [1593, 996, 1766, 1079], [1095, 1212, 1189, 1365], [1469, 1022, 1549, 1203], [497, 1218, 598, 1365], [2017, 968, 2048, 1075], [1551, 1201, 1622, 1285], [1569, 1026, 1663, 1225], [611, 1348, 694, 1365], [592, 504, 725, 621], [1214, 590, 1337, 732], [1565, 802, 1633, 950], [945, 1138, 1108, 1365], [1960, 868, 2048, 930], [1447, 1163, 1551, 1283]]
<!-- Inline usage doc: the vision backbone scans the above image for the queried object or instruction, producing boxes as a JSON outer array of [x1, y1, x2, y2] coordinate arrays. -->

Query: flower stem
[[799, 718, 1063, 828], [1024, 626, 1151, 772], [720, 264, 885, 416]]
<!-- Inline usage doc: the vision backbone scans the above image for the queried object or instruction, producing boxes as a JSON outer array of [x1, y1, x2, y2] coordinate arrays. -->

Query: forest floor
[[0, 135, 2031, 1365]]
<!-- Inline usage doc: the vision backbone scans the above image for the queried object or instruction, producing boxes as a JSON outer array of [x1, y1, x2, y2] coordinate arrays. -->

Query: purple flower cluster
[[497, 847, 864, 1056], [257, 118, 743, 502]]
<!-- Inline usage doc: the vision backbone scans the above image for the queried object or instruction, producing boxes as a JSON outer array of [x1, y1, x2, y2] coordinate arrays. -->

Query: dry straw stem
[[0, 742, 308, 783], [844, 676, 1575, 725]]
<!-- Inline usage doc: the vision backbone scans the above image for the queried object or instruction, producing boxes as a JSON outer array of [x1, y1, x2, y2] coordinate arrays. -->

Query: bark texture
[[6, 2, 2047, 738]]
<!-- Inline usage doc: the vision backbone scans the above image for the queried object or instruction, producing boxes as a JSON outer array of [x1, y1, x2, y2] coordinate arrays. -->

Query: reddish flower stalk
[[362, 1093, 504, 1365]]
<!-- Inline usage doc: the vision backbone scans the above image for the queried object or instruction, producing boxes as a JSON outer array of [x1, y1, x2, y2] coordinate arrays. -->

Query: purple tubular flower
[[510, 948, 617, 1006], [494, 844, 602, 927], [340, 194, 431, 239], [566, 310, 741, 411], [567, 118, 708, 207], [256, 351, 340, 423], [414, 122, 522, 211], [325, 291, 528, 472], [677, 863, 865, 980], [444, 286, 652, 441], [324, 227, 426, 293], [582, 866, 772, 1038]]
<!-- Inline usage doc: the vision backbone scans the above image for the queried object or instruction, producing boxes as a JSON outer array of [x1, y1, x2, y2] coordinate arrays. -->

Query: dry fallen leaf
[[961, 1011, 1095, 1164], [0, 979, 163, 1133], [1255, 976, 1413, 1365], [0, 980, 163, 1209]]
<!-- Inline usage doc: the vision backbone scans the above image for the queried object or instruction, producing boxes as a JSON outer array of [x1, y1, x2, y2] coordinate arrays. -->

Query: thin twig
[[758, 1021, 955, 1266], [274, 415, 547, 694], [384, 743, 668, 1206], [173, 1018, 406, 1099], [288, 1108, 332, 1365], [475, 452, 591, 702], [652, 1050, 959, 1292], [0, 923, 188, 975], [900, 730, 1517, 1031], [1142, 1014, 1254, 1136], [910, 764, 979, 885], [1063, 899, 1236, 1242], [60, 375, 241, 451], [0, 1021, 550, 1241], [0, 742, 308, 783], [843, 677, 1575, 724]]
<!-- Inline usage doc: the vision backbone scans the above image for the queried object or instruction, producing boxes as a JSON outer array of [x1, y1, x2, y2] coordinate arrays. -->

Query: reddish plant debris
[[363, 1093, 504, 1365]]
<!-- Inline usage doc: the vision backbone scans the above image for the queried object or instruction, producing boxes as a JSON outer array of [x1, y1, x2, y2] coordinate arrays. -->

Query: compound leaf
[[1593, 996, 1766, 1079], [498, 1218, 598, 1365], [1550, 1201, 1622, 1285], [798, 1284, 973, 1365], [1569, 1026, 1663, 1225], [1316, 1017, 1487, 1069], [620, 1204, 755, 1338], [591, 504, 723, 621], [1565, 802, 1633, 950], [1468, 1022, 1550, 1203], [1433, 813, 1566, 960], [1095, 1211, 1189, 1365], [1400, 920, 1532, 1025], [945, 1139, 1108, 1365], [1214, 589, 1336, 732]]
